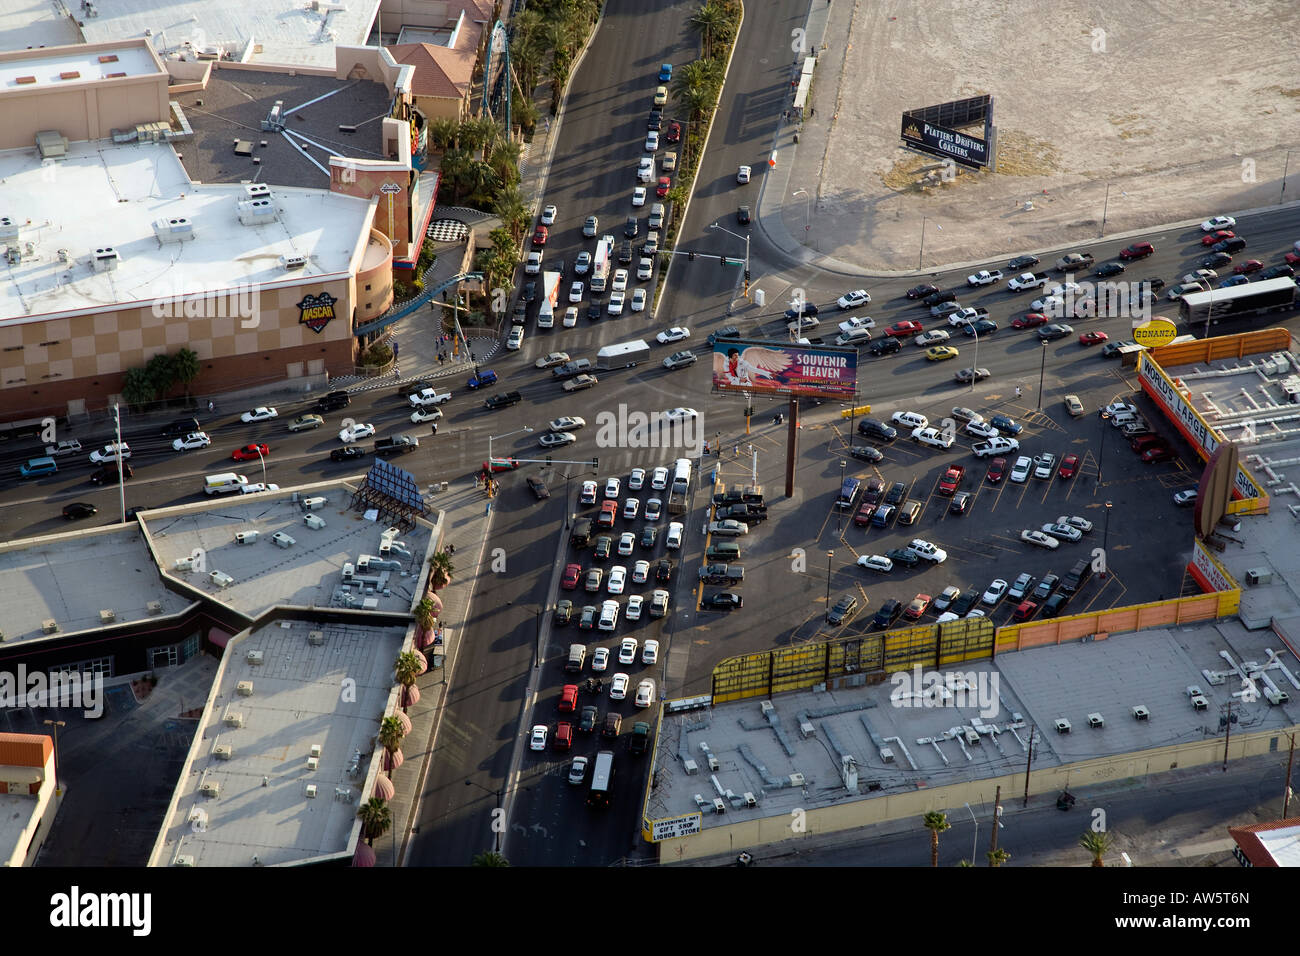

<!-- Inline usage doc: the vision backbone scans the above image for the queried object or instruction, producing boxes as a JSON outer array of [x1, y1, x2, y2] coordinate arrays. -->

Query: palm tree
[[472, 850, 510, 867], [1079, 830, 1113, 867], [492, 185, 530, 245], [174, 347, 201, 401], [428, 118, 460, 151], [461, 116, 500, 157], [357, 797, 391, 846], [691, 3, 729, 59], [987, 848, 1011, 867], [464, 161, 501, 209], [487, 139, 522, 189], [394, 650, 423, 712], [414, 598, 436, 631], [146, 352, 178, 397], [923, 811, 951, 867], [429, 550, 455, 590], [438, 146, 476, 203], [957, 859, 974, 867], [121, 366, 157, 408], [378, 715, 406, 778]]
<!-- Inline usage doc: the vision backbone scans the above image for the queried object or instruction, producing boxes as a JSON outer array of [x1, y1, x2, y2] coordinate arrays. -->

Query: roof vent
[[153, 217, 194, 243], [0, 217, 19, 242], [280, 254, 308, 270], [237, 198, 276, 226], [91, 246, 119, 272], [242, 183, 271, 201]]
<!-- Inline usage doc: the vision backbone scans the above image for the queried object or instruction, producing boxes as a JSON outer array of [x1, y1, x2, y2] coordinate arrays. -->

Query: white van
[[671, 457, 691, 494], [834, 327, 872, 347], [204, 472, 248, 495]]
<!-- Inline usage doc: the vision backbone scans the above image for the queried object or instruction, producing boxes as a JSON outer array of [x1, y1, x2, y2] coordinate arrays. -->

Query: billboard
[[900, 117, 989, 170], [711, 338, 858, 400], [646, 812, 703, 842]]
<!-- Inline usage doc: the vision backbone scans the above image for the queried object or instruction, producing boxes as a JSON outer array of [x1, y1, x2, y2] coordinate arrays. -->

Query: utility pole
[[1284, 732, 1295, 817], [1222, 698, 1233, 772], [987, 785, 1002, 865], [1022, 724, 1035, 807]]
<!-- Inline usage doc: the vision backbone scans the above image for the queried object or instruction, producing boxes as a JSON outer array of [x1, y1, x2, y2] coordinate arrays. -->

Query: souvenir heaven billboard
[[711, 339, 858, 400]]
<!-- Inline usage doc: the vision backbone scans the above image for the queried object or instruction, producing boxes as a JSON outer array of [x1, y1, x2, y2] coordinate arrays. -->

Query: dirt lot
[[807, 0, 1300, 269]]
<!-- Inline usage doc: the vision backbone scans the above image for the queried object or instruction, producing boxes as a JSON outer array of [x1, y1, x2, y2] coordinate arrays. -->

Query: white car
[[1022, 530, 1060, 550], [914, 329, 951, 347], [638, 257, 654, 281], [529, 725, 548, 751], [172, 431, 211, 451], [642, 639, 659, 664], [908, 539, 948, 563], [629, 467, 646, 490], [645, 131, 659, 151], [656, 327, 690, 344], [635, 679, 656, 708], [239, 482, 280, 494], [609, 673, 630, 700], [966, 609, 987, 619], [411, 407, 443, 424], [575, 251, 591, 274], [891, 411, 929, 430], [409, 387, 451, 406], [598, 600, 620, 632], [651, 467, 669, 490], [632, 560, 651, 584], [1042, 521, 1083, 542], [666, 521, 684, 549], [662, 407, 697, 423], [626, 594, 644, 621], [608, 291, 626, 315], [506, 326, 524, 350], [637, 156, 654, 181], [837, 316, 875, 334], [339, 423, 376, 443], [538, 431, 576, 447], [1182, 269, 1218, 284], [1201, 216, 1236, 232], [1101, 401, 1137, 419], [1033, 452, 1057, 479], [618, 532, 636, 556], [568, 756, 588, 784], [581, 480, 598, 504], [935, 612, 960, 623], [604, 477, 621, 498], [618, 636, 638, 664], [563, 306, 579, 328], [973, 436, 1020, 458], [857, 554, 893, 573], [612, 269, 629, 292], [964, 420, 1000, 440], [836, 290, 871, 310], [569, 281, 584, 303], [1058, 514, 1094, 532], [650, 589, 669, 617], [982, 579, 1009, 605], [737, 164, 751, 183], [541, 204, 557, 225], [525, 250, 542, 274], [241, 406, 278, 423], [591, 647, 610, 672], [632, 186, 647, 206], [631, 289, 647, 312], [548, 415, 586, 431], [645, 498, 663, 521], [1009, 455, 1033, 483], [623, 498, 640, 520], [934, 585, 962, 611]]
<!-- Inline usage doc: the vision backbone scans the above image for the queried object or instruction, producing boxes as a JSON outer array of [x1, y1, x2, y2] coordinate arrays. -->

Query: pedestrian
[[448, 543, 455, 555], [733, 443, 739, 457], [431, 422, 438, 434], [809, 107, 814, 118], [207, 400, 214, 412], [1015, 386, 1022, 398]]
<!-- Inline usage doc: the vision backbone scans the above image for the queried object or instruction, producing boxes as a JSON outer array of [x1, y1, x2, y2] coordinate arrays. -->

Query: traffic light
[[591, 458, 599, 468], [688, 251, 696, 261], [744, 270, 751, 280], [745, 406, 754, 417], [720, 255, 726, 267], [546, 455, 552, 464]]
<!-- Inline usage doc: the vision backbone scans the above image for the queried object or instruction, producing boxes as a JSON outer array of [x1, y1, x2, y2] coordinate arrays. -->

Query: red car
[[558, 684, 579, 712], [1286, 252, 1300, 266], [1201, 230, 1234, 246], [483, 458, 520, 473], [597, 500, 618, 527], [1141, 446, 1176, 463], [232, 442, 269, 461], [1233, 259, 1264, 275], [904, 593, 932, 620], [1079, 331, 1108, 346], [665, 122, 682, 144], [1118, 241, 1154, 260], [553, 721, 573, 751], [561, 563, 582, 590], [884, 320, 925, 337], [1011, 313, 1047, 329], [532, 225, 549, 246], [853, 502, 877, 526], [986, 457, 1006, 483], [1058, 454, 1079, 479], [656, 175, 671, 198]]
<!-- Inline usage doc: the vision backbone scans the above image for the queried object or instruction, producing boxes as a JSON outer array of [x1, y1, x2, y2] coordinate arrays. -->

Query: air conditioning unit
[[237, 198, 276, 226], [236, 680, 253, 696], [91, 246, 119, 272], [243, 183, 271, 201], [235, 530, 259, 545], [246, 650, 263, 665], [153, 217, 194, 243], [1266, 689, 1290, 705], [1054, 718, 1071, 734], [174, 557, 193, 572], [1246, 568, 1272, 586], [0, 217, 19, 242], [759, 700, 774, 715], [200, 781, 220, 797], [1132, 705, 1150, 720], [210, 570, 233, 588], [310, 743, 322, 757], [304, 513, 326, 530], [879, 746, 895, 763], [280, 254, 307, 270], [1087, 713, 1104, 728], [147, 601, 163, 614], [224, 711, 244, 728], [788, 772, 806, 787], [99, 609, 115, 623], [302, 496, 326, 511], [307, 630, 324, 645], [212, 744, 232, 759], [42, 619, 58, 634], [272, 532, 296, 549], [173, 855, 195, 867]]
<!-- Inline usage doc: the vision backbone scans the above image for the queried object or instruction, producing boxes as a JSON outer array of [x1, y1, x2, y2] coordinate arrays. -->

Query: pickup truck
[[552, 359, 593, 379], [374, 434, 419, 456], [698, 563, 745, 584], [966, 270, 1003, 287], [947, 307, 989, 327], [1055, 252, 1094, 273], [837, 315, 876, 334], [484, 391, 523, 409], [562, 374, 599, 392], [1007, 271, 1050, 291], [938, 465, 965, 495], [408, 387, 452, 407]]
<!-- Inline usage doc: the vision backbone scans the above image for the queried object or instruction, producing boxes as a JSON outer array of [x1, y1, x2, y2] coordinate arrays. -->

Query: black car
[[629, 721, 652, 755], [1202, 252, 1233, 268], [640, 526, 658, 548], [923, 289, 957, 307], [647, 111, 662, 131], [618, 240, 634, 263], [654, 558, 674, 583], [869, 337, 901, 356], [884, 480, 907, 505], [950, 589, 979, 615], [965, 319, 997, 336], [1143, 276, 1166, 292], [398, 379, 435, 398], [885, 547, 920, 568], [587, 301, 603, 320], [783, 302, 820, 320], [1212, 236, 1247, 253], [858, 418, 898, 441], [906, 283, 939, 299], [316, 390, 350, 411], [511, 299, 528, 323], [826, 593, 859, 625], [849, 445, 883, 463], [554, 600, 573, 626], [578, 705, 598, 733], [1259, 264, 1295, 280], [624, 216, 639, 238], [707, 326, 740, 347], [1038, 324, 1073, 342], [872, 599, 903, 629], [718, 503, 767, 523], [706, 591, 744, 610], [737, 205, 751, 225], [1008, 255, 1040, 270], [1031, 573, 1060, 601], [1094, 262, 1125, 278], [527, 475, 549, 499], [89, 463, 134, 485], [62, 502, 97, 520], [594, 536, 612, 560], [330, 446, 367, 462], [523, 280, 536, 302], [162, 416, 202, 438]]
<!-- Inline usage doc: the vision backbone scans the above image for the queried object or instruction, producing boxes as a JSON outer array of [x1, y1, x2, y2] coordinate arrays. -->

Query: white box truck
[[537, 270, 562, 328]]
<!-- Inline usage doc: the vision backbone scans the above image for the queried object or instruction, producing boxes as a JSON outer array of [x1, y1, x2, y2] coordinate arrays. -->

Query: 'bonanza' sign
[[298, 292, 338, 333]]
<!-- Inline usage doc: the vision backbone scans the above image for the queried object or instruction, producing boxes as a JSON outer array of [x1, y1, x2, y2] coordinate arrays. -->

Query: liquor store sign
[[649, 813, 703, 841]]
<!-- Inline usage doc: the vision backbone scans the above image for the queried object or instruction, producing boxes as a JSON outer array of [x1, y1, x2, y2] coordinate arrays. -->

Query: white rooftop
[[1254, 822, 1300, 867], [0, 45, 161, 88], [78, 0, 382, 69], [0, 0, 81, 53], [0, 140, 374, 324]]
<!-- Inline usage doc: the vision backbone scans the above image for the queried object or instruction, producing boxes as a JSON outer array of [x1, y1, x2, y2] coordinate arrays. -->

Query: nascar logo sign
[[298, 292, 338, 334]]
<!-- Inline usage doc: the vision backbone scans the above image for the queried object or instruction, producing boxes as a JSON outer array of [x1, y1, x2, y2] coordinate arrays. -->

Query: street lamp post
[[463, 779, 504, 854], [918, 216, 927, 271], [825, 550, 834, 610], [792, 188, 812, 242], [964, 802, 979, 866], [43, 719, 66, 795], [1099, 182, 1110, 238], [535, 606, 544, 669], [836, 460, 847, 536], [1037, 341, 1048, 410], [1102, 501, 1113, 579], [1281, 149, 1292, 205], [488, 426, 535, 465], [964, 321, 980, 392]]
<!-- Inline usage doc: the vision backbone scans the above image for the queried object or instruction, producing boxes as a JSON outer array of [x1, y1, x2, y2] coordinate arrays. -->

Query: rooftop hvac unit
[[173, 855, 194, 867], [307, 630, 325, 645], [712, 797, 725, 814], [341, 562, 355, 580], [236, 680, 253, 696], [1132, 705, 1150, 720], [879, 746, 895, 763], [212, 744, 232, 759], [759, 700, 774, 715], [1087, 713, 1105, 728], [304, 513, 327, 529], [243, 183, 271, 201], [310, 744, 322, 757], [788, 772, 805, 787], [273, 532, 296, 549], [743, 792, 757, 808], [147, 600, 163, 614], [224, 711, 244, 728], [200, 781, 220, 797], [153, 217, 194, 242], [1246, 568, 1273, 586], [237, 198, 276, 226], [302, 496, 327, 511], [1266, 689, 1290, 705], [174, 557, 193, 571], [280, 254, 307, 270], [235, 530, 259, 545], [246, 650, 263, 665], [42, 619, 58, 634], [91, 246, 119, 272], [305, 784, 318, 798], [0, 217, 19, 242], [1054, 718, 1071, 734], [210, 570, 233, 588], [99, 609, 115, 623], [799, 721, 815, 738]]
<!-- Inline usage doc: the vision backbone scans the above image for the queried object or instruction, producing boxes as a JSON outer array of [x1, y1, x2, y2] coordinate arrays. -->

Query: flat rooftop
[[1163, 348, 1300, 629], [0, 140, 373, 323], [0, 792, 37, 863], [172, 69, 395, 189], [151, 617, 406, 867], [0, 1, 81, 53], [648, 619, 1300, 830], [0, 45, 161, 89], [0, 527, 192, 646], [146, 486, 431, 617], [78, 0, 381, 70]]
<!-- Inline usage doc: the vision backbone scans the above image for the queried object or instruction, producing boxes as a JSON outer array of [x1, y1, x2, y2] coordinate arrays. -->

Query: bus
[[1177, 277, 1298, 330], [587, 750, 615, 808], [590, 235, 614, 293]]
